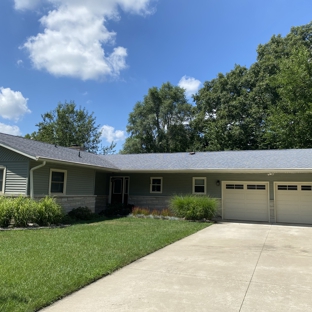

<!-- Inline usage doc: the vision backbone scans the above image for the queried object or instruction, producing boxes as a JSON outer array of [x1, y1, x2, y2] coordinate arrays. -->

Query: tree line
[[26, 22, 312, 153]]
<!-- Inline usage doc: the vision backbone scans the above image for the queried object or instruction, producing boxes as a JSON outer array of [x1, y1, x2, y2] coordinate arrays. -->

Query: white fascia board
[[0, 143, 37, 160]]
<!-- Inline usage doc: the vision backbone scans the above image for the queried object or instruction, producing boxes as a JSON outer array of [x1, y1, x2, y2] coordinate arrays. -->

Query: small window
[[301, 185, 312, 191], [50, 169, 67, 195], [150, 177, 162, 193], [113, 179, 122, 194], [278, 185, 298, 191], [226, 184, 244, 190], [247, 185, 266, 190], [0, 168, 4, 193], [193, 177, 206, 194]]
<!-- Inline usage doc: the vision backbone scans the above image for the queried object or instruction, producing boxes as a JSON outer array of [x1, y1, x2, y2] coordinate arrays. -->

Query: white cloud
[[0, 87, 31, 121], [101, 125, 126, 142], [17, 59, 23, 66], [20, 0, 153, 80], [0, 123, 22, 136], [14, 0, 41, 10], [178, 75, 202, 97]]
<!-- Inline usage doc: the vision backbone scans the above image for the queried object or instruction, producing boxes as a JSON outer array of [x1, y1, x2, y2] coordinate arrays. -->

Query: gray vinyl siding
[[2, 161, 29, 195], [0, 147, 30, 195], [0, 146, 29, 161], [30, 162, 96, 196], [112, 172, 312, 201]]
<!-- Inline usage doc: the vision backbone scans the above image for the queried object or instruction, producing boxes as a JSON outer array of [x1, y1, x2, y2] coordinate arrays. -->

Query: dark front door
[[110, 177, 129, 205]]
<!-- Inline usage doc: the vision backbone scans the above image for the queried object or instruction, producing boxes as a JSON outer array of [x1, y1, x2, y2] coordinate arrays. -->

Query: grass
[[0, 217, 211, 311]]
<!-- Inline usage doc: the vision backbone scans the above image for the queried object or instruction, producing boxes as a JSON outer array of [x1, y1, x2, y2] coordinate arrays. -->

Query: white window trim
[[0, 166, 6, 194], [192, 177, 206, 194], [150, 177, 163, 194], [49, 169, 67, 195]]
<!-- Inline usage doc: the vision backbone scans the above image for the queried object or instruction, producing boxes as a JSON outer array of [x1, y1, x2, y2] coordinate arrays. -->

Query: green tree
[[192, 65, 267, 151], [122, 82, 194, 153], [265, 45, 312, 148], [193, 21, 312, 151], [102, 141, 117, 155], [25, 102, 101, 153]]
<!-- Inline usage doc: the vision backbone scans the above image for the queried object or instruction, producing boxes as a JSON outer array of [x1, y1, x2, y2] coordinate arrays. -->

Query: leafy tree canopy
[[192, 21, 312, 151], [25, 102, 101, 153], [122, 82, 194, 153]]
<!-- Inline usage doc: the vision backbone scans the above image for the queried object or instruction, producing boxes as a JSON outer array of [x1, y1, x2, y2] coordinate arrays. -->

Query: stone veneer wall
[[95, 195, 109, 214], [128, 196, 171, 210], [34, 195, 97, 213]]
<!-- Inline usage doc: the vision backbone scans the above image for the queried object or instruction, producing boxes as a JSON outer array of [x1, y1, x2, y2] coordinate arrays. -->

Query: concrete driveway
[[42, 222, 312, 311]]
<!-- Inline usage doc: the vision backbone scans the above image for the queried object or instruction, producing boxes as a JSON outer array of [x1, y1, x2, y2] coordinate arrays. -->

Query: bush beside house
[[169, 195, 218, 220], [0, 196, 64, 227]]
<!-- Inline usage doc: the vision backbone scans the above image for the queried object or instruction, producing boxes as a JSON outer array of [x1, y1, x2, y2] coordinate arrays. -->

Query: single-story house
[[1, 132, 312, 224]]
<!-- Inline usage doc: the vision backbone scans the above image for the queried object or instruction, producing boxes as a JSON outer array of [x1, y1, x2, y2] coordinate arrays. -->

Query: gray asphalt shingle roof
[[0, 132, 118, 170], [103, 149, 312, 171], [1, 132, 312, 171]]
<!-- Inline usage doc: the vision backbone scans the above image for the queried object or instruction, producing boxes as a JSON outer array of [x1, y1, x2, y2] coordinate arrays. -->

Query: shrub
[[132, 207, 150, 216], [169, 195, 218, 221], [68, 206, 93, 220], [0, 196, 64, 227], [151, 209, 160, 216], [102, 203, 131, 217], [160, 208, 173, 217], [36, 196, 64, 225], [0, 197, 13, 227], [12, 196, 37, 227]]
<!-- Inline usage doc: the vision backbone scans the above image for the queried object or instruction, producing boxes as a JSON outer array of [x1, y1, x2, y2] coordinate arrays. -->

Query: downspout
[[30, 161, 46, 199]]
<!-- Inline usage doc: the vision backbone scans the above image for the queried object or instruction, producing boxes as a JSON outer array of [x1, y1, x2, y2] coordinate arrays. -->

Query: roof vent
[[189, 152, 195, 155], [69, 144, 85, 151]]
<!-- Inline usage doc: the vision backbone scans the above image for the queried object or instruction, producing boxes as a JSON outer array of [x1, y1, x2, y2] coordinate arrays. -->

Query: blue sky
[[1, 0, 312, 152]]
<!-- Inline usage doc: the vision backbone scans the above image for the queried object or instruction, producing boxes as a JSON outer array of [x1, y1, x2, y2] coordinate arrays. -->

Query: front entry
[[110, 177, 129, 205]]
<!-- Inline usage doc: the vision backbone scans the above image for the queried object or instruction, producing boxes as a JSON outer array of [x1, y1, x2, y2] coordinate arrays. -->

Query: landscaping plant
[[0, 196, 64, 227], [67, 206, 93, 221], [169, 194, 218, 220]]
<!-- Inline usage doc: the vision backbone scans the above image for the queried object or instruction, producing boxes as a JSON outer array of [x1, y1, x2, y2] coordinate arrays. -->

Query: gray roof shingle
[[1, 132, 312, 171], [0, 132, 118, 170], [103, 149, 312, 171]]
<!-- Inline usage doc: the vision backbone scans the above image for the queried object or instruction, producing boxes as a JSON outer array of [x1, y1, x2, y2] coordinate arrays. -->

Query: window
[[150, 177, 162, 193], [247, 184, 266, 190], [113, 178, 122, 194], [302, 185, 312, 191], [226, 184, 244, 190], [278, 185, 297, 191], [193, 177, 206, 194], [0, 168, 4, 193], [49, 169, 67, 195]]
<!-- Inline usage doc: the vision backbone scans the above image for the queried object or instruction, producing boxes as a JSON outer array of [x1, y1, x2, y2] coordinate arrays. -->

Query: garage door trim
[[274, 181, 312, 224], [222, 181, 270, 222]]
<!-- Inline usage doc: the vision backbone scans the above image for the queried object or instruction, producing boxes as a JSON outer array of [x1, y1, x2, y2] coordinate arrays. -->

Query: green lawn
[[0, 218, 211, 311]]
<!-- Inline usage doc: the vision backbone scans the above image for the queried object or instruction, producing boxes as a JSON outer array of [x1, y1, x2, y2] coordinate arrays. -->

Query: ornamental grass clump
[[12, 196, 37, 227], [0, 196, 13, 227], [169, 194, 218, 221], [36, 196, 64, 225], [0, 196, 64, 228], [132, 207, 150, 216]]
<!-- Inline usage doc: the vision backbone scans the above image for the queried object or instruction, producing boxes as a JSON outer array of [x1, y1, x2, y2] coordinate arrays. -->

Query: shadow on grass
[[0, 294, 29, 305], [63, 214, 129, 225]]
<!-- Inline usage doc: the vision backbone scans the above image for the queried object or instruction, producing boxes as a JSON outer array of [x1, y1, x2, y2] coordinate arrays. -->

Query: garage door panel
[[223, 182, 269, 222], [276, 183, 312, 224]]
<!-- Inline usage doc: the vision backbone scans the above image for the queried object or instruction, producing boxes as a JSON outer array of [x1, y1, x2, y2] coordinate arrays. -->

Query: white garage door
[[223, 182, 269, 222], [276, 183, 312, 224]]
